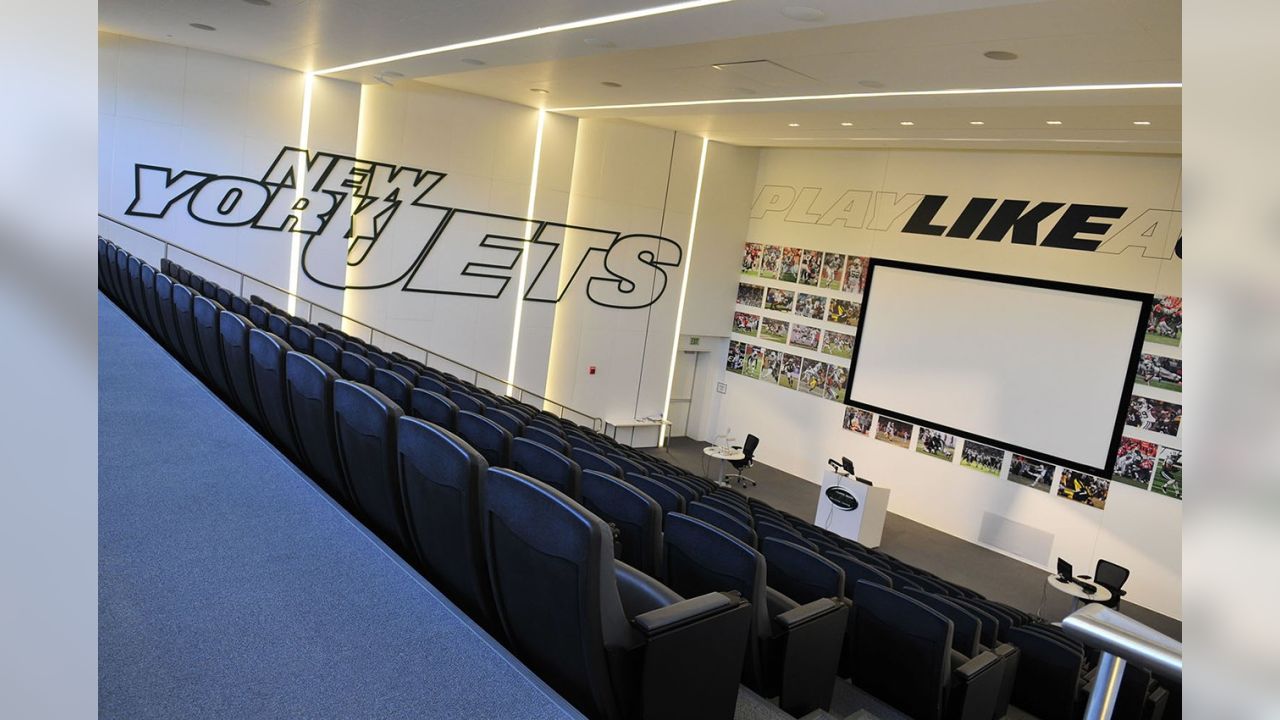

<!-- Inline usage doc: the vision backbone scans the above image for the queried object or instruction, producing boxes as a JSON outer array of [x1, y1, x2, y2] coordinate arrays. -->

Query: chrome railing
[[98, 214, 604, 431], [1062, 604, 1183, 719]]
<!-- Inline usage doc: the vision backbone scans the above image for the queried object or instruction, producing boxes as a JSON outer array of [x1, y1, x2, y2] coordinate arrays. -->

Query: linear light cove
[[314, 0, 733, 75], [549, 82, 1183, 112]]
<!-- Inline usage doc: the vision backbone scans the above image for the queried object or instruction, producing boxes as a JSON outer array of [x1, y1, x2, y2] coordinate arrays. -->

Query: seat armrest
[[632, 592, 740, 637], [773, 597, 842, 631], [615, 561, 683, 618], [948, 650, 1004, 720], [766, 586, 799, 618], [953, 650, 1000, 682]]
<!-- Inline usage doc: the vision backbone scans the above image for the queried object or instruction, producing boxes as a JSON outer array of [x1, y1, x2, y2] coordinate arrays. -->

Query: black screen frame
[[843, 259, 1154, 478]]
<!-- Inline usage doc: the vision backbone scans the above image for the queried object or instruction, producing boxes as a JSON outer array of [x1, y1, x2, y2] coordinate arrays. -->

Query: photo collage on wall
[[729, 242, 870, 406]]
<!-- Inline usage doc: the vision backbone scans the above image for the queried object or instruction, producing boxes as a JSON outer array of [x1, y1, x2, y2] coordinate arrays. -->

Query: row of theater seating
[[99, 238, 1175, 720]]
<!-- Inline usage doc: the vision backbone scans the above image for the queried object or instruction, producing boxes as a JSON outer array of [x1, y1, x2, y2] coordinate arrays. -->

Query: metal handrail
[[98, 213, 604, 431], [1062, 604, 1183, 719]]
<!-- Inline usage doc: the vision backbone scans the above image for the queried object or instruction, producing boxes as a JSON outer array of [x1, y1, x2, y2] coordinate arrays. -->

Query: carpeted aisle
[[97, 294, 582, 719]]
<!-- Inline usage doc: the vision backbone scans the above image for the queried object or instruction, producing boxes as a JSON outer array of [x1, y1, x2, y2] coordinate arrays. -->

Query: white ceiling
[[99, 0, 1181, 153]]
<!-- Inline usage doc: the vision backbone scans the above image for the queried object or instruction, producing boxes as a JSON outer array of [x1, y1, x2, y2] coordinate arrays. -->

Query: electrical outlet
[[716, 382, 727, 394]]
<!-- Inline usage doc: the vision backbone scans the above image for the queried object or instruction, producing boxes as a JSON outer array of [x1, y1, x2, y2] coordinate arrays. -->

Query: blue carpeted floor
[[98, 294, 582, 719]]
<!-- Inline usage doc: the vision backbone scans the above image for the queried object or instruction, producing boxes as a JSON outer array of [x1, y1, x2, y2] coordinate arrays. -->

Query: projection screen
[[844, 260, 1152, 476]]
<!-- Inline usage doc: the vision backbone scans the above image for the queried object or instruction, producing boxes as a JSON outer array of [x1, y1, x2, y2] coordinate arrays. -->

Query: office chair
[[1081, 559, 1130, 609], [726, 434, 759, 487]]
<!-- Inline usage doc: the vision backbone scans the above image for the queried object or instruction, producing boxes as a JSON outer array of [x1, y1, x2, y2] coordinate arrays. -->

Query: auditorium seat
[[483, 406, 525, 437], [247, 329, 299, 459], [366, 351, 391, 370], [409, 389, 458, 430], [285, 324, 314, 355], [509, 437, 581, 500], [521, 425, 571, 455], [579, 470, 663, 576], [339, 351, 375, 384], [343, 340, 368, 356], [170, 284, 206, 376], [153, 273, 182, 355], [215, 287, 233, 309], [849, 581, 1003, 720], [454, 411, 512, 468], [687, 502, 757, 547], [481, 468, 752, 720], [397, 417, 499, 633], [571, 448, 624, 479], [414, 374, 449, 396], [311, 337, 342, 371], [229, 294, 250, 316], [661, 513, 847, 716], [372, 368, 413, 412], [193, 296, 232, 398], [389, 362, 419, 384], [333, 381, 413, 557], [218, 312, 265, 428], [624, 473, 684, 516], [266, 313, 290, 339], [650, 474, 700, 504], [607, 453, 649, 477], [139, 264, 163, 340], [284, 352, 350, 504], [1007, 626, 1085, 720], [448, 390, 487, 415], [247, 303, 269, 329]]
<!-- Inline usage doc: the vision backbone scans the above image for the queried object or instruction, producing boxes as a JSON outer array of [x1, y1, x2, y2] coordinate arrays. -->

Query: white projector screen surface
[[847, 263, 1147, 473]]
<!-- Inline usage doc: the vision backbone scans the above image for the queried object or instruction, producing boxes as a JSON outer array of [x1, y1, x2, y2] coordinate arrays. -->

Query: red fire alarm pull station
[[588, 366, 597, 375]]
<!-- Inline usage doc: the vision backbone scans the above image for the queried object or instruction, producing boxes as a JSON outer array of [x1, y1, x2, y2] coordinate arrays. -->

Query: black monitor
[[1056, 557, 1072, 581]]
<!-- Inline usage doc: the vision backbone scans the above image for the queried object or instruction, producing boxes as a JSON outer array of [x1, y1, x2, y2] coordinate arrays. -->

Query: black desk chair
[[726, 434, 759, 488], [1081, 559, 1130, 610]]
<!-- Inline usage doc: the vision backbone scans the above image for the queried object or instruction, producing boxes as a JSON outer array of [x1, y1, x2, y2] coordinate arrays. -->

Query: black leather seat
[[580, 470, 663, 576], [624, 473, 684, 516], [454, 411, 512, 468], [284, 352, 350, 504], [409, 388, 458, 430], [850, 581, 1003, 720], [661, 513, 848, 716], [571, 448, 624, 479], [339, 351, 375, 384], [193, 296, 232, 397], [510, 437, 581, 499], [218, 312, 265, 428], [333, 381, 413, 557], [481, 468, 753, 720], [311, 337, 343, 371], [397, 417, 498, 632], [372, 368, 413, 412], [247, 329, 299, 459]]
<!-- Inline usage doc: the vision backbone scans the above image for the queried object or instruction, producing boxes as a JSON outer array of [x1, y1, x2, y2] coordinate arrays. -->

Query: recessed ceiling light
[[841, 122, 853, 127], [530, 88, 550, 94], [969, 121, 985, 125], [189, 23, 216, 31], [788, 122, 800, 127], [858, 80, 885, 89], [900, 121, 914, 126], [601, 81, 622, 88], [1133, 120, 1151, 125], [242, 0, 271, 6], [461, 58, 486, 66], [1045, 120, 1062, 125], [583, 37, 618, 48], [780, 6, 826, 22], [984, 50, 1018, 61]]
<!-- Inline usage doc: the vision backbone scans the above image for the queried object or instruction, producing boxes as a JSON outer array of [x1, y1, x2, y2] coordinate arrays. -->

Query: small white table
[[703, 445, 745, 487], [604, 417, 671, 448], [1040, 574, 1113, 617]]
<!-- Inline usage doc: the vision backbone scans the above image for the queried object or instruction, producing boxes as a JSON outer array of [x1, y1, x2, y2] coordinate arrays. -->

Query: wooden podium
[[813, 470, 890, 548]]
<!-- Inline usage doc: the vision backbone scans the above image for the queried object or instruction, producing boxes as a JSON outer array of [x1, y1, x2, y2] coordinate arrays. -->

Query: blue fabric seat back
[[901, 589, 982, 658], [570, 448, 623, 479], [283, 352, 349, 503], [409, 389, 458, 431], [483, 406, 525, 436], [170, 284, 204, 374], [343, 340, 368, 356], [266, 313, 290, 338], [247, 329, 298, 458], [1006, 627, 1084, 720], [153, 274, 182, 354], [650, 474, 699, 503], [229, 294, 249, 316], [247, 303, 269, 329], [310, 337, 342, 371], [367, 352, 391, 370], [687, 502, 758, 547], [193, 296, 231, 396], [606, 453, 648, 477], [510, 438, 581, 499], [521, 425, 571, 455], [333, 381, 412, 555], [662, 512, 765, 616], [850, 582, 953, 720], [755, 520, 819, 552], [389, 362, 419, 384], [454, 411, 512, 468], [415, 374, 449, 395], [285, 324, 314, 355], [448, 390, 486, 414], [372, 368, 413, 412], [140, 264, 163, 335], [397, 417, 496, 630], [339, 351, 375, 384], [623, 473, 684, 516], [579, 470, 662, 576], [126, 255, 147, 320], [822, 551, 894, 592], [218, 312, 265, 426], [760, 538, 845, 605], [215, 287, 233, 309]]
